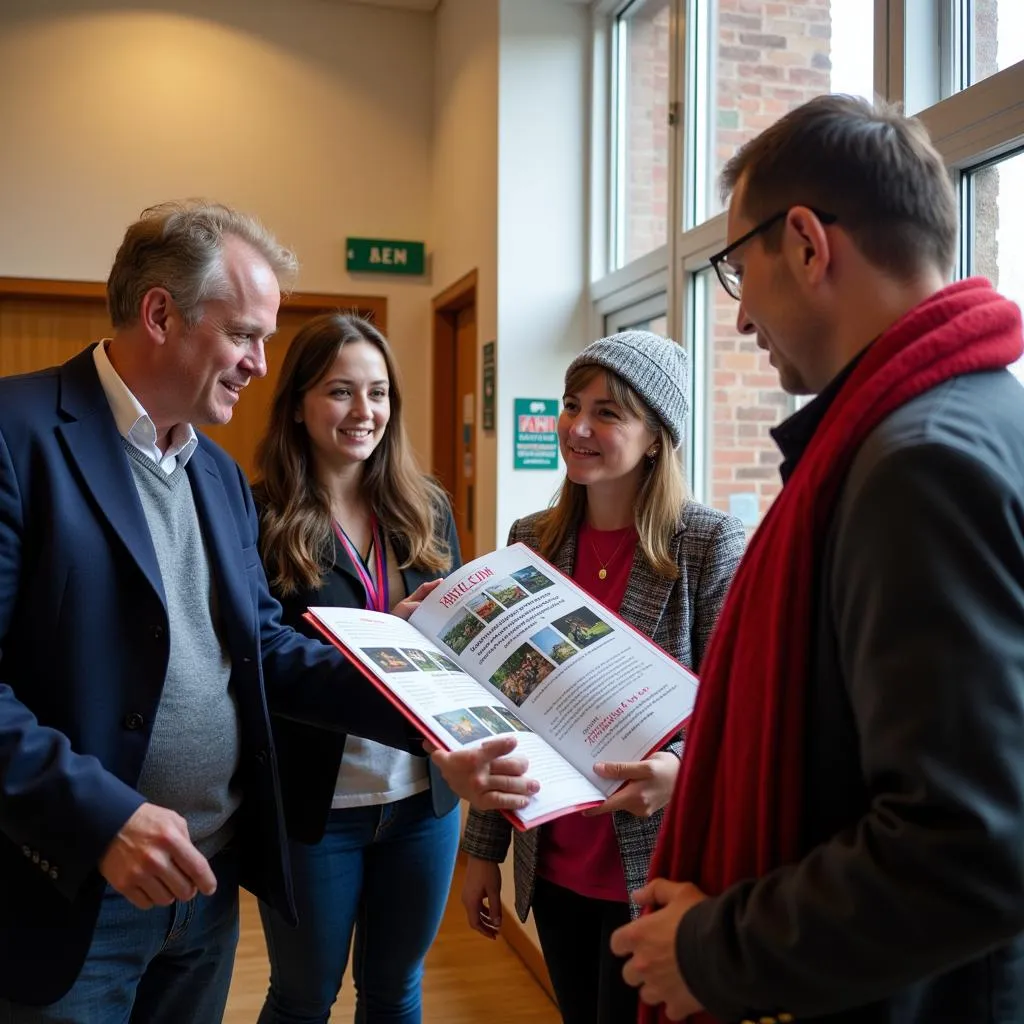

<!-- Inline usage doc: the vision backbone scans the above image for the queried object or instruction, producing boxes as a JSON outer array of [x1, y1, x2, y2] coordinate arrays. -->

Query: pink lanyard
[[333, 517, 390, 613]]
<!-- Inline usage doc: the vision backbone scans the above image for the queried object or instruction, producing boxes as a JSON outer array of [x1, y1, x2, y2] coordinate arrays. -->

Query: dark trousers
[[531, 876, 637, 1024]]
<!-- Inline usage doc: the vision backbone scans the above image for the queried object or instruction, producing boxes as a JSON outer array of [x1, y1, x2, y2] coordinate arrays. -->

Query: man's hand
[[462, 855, 503, 939], [611, 879, 708, 1021], [393, 578, 444, 620], [425, 736, 539, 811], [585, 751, 679, 817], [99, 803, 217, 909]]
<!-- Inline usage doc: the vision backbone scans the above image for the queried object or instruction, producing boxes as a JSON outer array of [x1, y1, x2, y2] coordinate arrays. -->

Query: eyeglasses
[[709, 208, 838, 301]]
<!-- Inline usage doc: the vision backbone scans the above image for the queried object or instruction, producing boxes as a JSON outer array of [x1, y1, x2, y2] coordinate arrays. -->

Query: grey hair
[[106, 200, 299, 328]]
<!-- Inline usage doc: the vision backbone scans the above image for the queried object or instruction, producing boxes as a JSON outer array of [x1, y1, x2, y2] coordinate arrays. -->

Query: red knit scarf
[[642, 278, 1023, 1024]]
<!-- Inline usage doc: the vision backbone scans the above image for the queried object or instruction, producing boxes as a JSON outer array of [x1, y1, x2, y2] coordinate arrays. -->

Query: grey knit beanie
[[566, 330, 689, 449]]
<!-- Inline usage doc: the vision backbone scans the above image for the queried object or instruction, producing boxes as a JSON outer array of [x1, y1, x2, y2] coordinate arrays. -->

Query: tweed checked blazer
[[460, 501, 744, 921]]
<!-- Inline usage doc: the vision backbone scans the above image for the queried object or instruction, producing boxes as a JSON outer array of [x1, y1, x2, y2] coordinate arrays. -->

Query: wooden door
[[0, 279, 386, 481], [0, 295, 113, 376], [432, 272, 478, 560]]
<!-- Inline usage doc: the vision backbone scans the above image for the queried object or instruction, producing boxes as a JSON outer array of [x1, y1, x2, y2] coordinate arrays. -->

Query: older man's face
[[163, 234, 280, 428]]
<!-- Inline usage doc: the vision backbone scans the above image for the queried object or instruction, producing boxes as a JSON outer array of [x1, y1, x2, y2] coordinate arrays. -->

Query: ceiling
[[333, 0, 592, 11], [338, 0, 441, 11]]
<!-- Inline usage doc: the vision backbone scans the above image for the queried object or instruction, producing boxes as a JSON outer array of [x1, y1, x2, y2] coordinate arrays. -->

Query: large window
[[595, 0, 1024, 534], [682, 0, 872, 522], [689, 0, 875, 227]]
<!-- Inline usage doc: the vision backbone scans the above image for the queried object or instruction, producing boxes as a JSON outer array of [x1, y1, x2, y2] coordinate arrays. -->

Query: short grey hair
[[106, 200, 299, 328]]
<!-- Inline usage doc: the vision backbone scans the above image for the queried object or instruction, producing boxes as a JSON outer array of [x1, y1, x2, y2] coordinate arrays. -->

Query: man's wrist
[[675, 894, 744, 1021]]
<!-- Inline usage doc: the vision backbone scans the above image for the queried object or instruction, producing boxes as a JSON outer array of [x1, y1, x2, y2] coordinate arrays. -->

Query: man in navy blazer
[[0, 201, 490, 1022]]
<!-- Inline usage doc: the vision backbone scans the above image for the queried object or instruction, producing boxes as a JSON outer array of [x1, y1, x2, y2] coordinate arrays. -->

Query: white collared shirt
[[93, 341, 198, 475]]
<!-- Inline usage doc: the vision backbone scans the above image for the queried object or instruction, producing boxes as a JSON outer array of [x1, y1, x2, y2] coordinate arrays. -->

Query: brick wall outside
[[616, 2, 1021, 527], [621, 0, 846, 524], [624, 0, 671, 264], [708, 0, 832, 523], [972, 0, 1000, 289]]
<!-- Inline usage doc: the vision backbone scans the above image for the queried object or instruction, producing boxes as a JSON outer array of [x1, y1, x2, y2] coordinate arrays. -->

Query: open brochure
[[305, 542, 699, 830]]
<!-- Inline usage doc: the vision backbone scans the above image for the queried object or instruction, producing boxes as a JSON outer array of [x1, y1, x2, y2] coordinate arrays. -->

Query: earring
[[646, 445, 660, 460]]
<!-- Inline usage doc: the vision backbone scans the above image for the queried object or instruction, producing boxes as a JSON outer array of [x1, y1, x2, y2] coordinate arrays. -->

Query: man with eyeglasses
[[610, 95, 1024, 1024]]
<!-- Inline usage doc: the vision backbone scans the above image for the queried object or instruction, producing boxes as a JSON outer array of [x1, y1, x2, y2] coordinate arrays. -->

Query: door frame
[[431, 269, 478, 513], [0, 277, 388, 328]]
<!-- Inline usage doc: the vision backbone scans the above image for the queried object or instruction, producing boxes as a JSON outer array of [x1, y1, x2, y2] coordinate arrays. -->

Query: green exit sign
[[346, 237, 425, 275]]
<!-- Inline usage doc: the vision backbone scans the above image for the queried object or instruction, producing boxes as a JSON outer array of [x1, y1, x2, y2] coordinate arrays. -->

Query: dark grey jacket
[[678, 369, 1024, 1024], [461, 501, 744, 921]]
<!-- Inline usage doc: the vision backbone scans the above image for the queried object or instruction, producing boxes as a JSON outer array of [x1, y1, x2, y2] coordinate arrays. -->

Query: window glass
[[693, 0, 874, 226], [968, 148, 1024, 383], [694, 268, 792, 529], [967, 1, 1024, 91], [614, 0, 672, 267]]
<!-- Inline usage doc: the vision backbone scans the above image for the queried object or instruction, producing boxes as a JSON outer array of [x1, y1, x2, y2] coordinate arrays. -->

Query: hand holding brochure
[[305, 542, 699, 830]]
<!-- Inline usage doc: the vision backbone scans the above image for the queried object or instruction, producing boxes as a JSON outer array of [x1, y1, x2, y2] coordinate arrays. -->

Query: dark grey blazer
[[677, 369, 1024, 1024], [461, 501, 744, 921]]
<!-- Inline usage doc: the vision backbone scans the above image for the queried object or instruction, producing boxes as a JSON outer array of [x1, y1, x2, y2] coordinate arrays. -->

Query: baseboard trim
[[454, 849, 556, 1005], [500, 914, 556, 1005]]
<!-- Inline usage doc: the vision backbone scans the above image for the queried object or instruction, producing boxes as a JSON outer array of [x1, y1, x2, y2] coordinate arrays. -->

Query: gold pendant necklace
[[590, 530, 631, 580]]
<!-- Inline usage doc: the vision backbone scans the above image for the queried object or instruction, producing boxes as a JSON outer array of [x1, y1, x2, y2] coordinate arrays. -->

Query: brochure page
[[308, 542, 699, 829], [305, 606, 606, 827], [409, 542, 699, 791]]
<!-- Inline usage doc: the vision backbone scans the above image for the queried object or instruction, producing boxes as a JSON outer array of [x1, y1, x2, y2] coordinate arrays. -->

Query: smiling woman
[[296, 334, 393, 474], [460, 330, 745, 1024], [249, 311, 462, 1024]]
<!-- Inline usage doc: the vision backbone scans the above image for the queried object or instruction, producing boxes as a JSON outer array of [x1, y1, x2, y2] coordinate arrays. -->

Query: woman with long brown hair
[[460, 330, 744, 1024], [252, 312, 460, 1024]]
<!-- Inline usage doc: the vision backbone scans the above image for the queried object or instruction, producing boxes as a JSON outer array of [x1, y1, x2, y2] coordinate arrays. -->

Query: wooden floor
[[224, 861, 560, 1022]]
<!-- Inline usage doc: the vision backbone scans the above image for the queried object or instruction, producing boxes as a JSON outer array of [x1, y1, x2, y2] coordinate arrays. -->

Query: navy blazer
[[0, 347, 418, 1005], [262, 500, 462, 844]]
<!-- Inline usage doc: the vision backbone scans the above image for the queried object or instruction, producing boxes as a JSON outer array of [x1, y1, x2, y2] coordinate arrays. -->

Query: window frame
[[602, 292, 669, 335], [590, 0, 1024, 528], [607, 0, 677, 273]]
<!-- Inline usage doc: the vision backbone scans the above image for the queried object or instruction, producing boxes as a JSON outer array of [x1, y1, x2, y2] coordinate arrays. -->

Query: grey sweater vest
[[124, 442, 241, 857]]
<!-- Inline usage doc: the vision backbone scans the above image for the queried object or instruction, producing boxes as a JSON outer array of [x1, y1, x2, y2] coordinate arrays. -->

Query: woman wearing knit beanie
[[459, 330, 745, 1024]]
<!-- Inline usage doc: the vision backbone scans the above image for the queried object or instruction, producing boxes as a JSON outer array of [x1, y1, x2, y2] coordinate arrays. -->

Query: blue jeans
[[0, 847, 239, 1024], [257, 789, 460, 1024]]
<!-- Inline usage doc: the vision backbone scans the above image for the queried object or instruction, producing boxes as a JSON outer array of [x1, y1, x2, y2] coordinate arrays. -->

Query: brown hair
[[107, 200, 298, 328], [721, 94, 957, 280], [534, 365, 685, 579], [253, 312, 452, 595]]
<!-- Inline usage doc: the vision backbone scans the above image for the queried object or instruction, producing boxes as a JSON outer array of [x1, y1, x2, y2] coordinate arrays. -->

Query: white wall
[[431, 0, 501, 554], [0, 0, 437, 446], [432, 0, 590, 954], [496, 0, 590, 541], [1, 0, 594, 962]]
